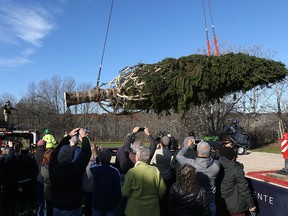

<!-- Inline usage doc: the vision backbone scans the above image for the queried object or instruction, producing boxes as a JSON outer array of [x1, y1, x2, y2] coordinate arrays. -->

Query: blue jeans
[[36, 182, 45, 216], [53, 207, 82, 216], [209, 200, 217, 216], [92, 208, 115, 216]]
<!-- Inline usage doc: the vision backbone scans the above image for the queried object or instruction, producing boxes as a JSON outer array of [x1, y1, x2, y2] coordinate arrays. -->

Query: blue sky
[[0, 0, 288, 100]]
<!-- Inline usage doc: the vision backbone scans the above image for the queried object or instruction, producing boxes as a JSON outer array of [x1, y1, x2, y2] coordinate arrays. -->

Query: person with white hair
[[176, 140, 220, 216], [122, 147, 166, 216]]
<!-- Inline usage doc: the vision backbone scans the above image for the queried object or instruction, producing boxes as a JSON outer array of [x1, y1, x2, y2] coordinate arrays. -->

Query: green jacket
[[122, 162, 166, 216], [218, 157, 255, 213], [43, 134, 57, 148]]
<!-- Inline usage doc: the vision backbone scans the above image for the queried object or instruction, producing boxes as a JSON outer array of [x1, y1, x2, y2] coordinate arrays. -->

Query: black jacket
[[49, 135, 91, 210], [115, 133, 156, 174], [167, 183, 210, 216], [218, 157, 254, 213], [34, 145, 46, 183], [17, 149, 38, 183], [0, 147, 18, 198]]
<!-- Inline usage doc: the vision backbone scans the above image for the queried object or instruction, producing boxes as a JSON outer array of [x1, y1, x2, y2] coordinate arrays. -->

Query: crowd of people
[[0, 126, 256, 216]]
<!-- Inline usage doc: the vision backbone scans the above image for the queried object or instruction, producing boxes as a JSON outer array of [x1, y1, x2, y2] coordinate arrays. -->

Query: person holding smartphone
[[114, 127, 156, 175]]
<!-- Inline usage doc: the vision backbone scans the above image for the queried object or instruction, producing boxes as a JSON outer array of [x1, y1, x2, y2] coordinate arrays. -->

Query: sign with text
[[247, 177, 288, 216]]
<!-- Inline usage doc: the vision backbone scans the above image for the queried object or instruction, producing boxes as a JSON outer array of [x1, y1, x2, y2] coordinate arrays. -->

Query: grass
[[93, 142, 152, 148], [252, 142, 281, 154], [93, 142, 123, 148]]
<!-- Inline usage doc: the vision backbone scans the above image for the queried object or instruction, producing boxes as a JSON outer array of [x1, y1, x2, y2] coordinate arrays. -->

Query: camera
[[2, 141, 11, 148], [75, 128, 80, 136], [138, 127, 145, 132]]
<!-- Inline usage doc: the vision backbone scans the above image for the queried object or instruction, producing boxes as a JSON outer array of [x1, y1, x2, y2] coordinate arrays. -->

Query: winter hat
[[37, 139, 46, 146], [69, 136, 79, 145], [220, 147, 237, 160], [161, 136, 170, 146], [58, 145, 73, 165], [183, 136, 195, 147]]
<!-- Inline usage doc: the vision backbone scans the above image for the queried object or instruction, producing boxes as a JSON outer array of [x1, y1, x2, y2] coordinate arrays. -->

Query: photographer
[[115, 126, 156, 174], [49, 128, 91, 216], [150, 136, 173, 216], [170, 136, 197, 182]]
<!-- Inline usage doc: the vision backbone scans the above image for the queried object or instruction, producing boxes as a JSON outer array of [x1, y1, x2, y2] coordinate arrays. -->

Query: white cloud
[[0, 56, 31, 67], [0, 0, 57, 67]]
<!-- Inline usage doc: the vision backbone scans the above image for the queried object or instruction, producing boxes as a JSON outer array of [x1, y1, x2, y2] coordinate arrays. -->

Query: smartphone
[[138, 127, 145, 132]]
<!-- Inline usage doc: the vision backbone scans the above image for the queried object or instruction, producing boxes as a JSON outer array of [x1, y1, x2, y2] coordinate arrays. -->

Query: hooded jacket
[[176, 146, 220, 201], [218, 156, 254, 213]]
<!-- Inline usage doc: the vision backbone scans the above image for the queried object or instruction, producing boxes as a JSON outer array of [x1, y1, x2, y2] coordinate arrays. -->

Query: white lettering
[[253, 191, 274, 205]]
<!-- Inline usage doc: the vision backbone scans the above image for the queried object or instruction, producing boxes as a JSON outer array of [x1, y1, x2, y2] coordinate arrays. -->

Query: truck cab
[[0, 127, 39, 151]]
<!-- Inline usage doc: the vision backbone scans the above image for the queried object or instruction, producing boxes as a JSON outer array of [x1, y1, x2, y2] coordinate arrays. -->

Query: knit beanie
[[37, 139, 46, 146], [220, 147, 237, 160], [58, 145, 73, 165]]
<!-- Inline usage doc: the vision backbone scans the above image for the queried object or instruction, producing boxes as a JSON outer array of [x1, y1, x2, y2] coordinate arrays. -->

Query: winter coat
[[90, 163, 122, 211], [121, 162, 166, 216], [49, 135, 91, 210], [218, 156, 255, 213], [150, 147, 172, 181], [167, 183, 210, 216], [1, 147, 18, 198], [17, 150, 38, 184], [34, 145, 46, 183], [176, 146, 220, 201]]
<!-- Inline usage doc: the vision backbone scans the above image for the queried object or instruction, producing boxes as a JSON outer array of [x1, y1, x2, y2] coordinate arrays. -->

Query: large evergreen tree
[[65, 53, 288, 114]]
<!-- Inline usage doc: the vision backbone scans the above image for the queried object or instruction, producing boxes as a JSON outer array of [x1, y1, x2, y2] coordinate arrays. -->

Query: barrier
[[247, 171, 288, 216]]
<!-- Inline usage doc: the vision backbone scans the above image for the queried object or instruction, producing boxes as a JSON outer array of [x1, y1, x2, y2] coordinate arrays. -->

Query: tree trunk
[[64, 87, 118, 106]]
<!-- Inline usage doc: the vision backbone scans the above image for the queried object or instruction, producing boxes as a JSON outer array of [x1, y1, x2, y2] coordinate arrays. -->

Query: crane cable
[[201, 0, 211, 56], [96, 0, 115, 87], [207, 0, 220, 56], [74, 0, 115, 129]]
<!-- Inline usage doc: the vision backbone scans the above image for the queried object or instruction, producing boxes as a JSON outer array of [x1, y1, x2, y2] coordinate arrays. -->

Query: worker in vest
[[42, 128, 57, 148], [3, 100, 17, 124]]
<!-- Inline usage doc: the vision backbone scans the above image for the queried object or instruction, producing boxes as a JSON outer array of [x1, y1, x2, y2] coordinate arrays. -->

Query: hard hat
[[44, 128, 50, 134]]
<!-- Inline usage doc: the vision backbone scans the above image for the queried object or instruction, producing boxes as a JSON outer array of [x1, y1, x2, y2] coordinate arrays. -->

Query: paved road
[[237, 151, 284, 173]]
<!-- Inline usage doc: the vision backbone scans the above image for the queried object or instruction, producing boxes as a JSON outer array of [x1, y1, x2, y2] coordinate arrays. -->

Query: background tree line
[[1, 74, 287, 149]]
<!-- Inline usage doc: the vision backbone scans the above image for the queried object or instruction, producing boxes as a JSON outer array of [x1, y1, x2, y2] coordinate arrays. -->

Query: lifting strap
[[202, 0, 211, 56], [202, 0, 220, 56], [207, 0, 219, 56]]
